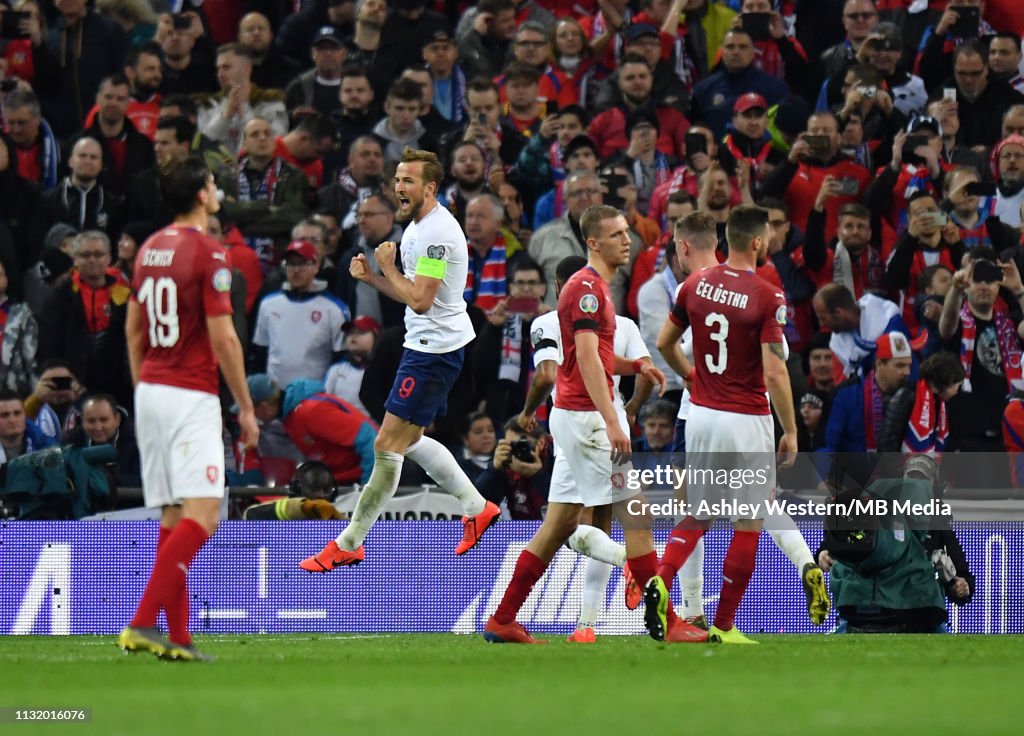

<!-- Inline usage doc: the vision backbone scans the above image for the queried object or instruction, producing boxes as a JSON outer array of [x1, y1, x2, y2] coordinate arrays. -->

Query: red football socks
[[713, 530, 760, 631], [155, 524, 192, 645], [157, 525, 172, 551], [131, 518, 209, 636], [493, 550, 548, 625], [626, 551, 658, 589], [656, 516, 707, 589]]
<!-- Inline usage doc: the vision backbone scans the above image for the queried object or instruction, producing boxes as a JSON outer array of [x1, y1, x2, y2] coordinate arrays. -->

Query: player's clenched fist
[[350, 253, 371, 282], [374, 241, 397, 272]]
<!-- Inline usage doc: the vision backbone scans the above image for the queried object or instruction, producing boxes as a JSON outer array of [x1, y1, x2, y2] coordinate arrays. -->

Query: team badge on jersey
[[311, 310, 322, 324], [206, 465, 219, 484], [531, 328, 544, 347], [579, 294, 599, 314], [775, 304, 787, 325], [212, 267, 232, 292], [426, 245, 446, 260]]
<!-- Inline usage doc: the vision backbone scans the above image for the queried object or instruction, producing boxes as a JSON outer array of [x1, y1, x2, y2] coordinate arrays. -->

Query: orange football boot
[[299, 541, 365, 572]]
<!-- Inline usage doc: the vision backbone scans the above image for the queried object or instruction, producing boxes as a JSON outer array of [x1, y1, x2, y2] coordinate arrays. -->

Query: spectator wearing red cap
[[718, 92, 787, 190], [324, 315, 381, 416], [250, 239, 352, 388], [823, 330, 914, 452]]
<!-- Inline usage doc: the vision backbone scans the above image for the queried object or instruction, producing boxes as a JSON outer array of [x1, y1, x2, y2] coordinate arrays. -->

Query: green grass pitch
[[1, 633, 1020, 735]]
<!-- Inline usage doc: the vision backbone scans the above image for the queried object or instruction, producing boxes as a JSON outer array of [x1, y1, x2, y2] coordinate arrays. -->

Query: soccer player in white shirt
[[301, 149, 500, 571]]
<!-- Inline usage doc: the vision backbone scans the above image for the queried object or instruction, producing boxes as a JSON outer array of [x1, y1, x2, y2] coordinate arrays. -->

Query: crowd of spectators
[[2, 0, 1024, 519]]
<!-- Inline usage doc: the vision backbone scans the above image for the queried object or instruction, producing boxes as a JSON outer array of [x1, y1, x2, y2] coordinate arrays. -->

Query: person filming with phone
[[885, 191, 966, 330], [762, 111, 870, 242], [23, 359, 85, 442], [938, 247, 1024, 478]]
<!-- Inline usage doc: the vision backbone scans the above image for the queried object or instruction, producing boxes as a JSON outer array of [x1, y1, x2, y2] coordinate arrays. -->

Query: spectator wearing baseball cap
[[323, 316, 381, 416], [591, 22, 689, 113], [823, 331, 914, 452], [421, 23, 469, 126], [285, 26, 349, 119], [857, 22, 928, 118], [250, 239, 352, 389], [938, 246, 1024, 460], [797, 391, 829, 451], [719, 92, 786, 190]]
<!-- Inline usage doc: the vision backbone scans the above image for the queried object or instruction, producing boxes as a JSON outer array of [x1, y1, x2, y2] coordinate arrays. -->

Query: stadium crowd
[[2, 0, 1024, 519]]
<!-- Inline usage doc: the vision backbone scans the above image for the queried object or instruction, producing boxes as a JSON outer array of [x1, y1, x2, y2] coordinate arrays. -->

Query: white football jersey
[[399, 203, 476, 353], [530, 310, 649, 412]]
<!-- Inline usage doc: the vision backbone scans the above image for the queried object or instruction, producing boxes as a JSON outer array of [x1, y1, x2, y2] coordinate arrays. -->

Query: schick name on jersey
[[141, 249, 176, 267]]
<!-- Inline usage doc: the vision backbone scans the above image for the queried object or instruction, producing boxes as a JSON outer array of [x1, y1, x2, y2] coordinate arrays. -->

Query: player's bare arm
[[655, 318, 693, 382], [208, 313, 259, 452], [125, 300, 145, 387], [624, 357, 658, 427], [518, 359, 556, 432], [357, 240, 444, 314], [762, 341, 797, 468], [575, 331, 631, 464]]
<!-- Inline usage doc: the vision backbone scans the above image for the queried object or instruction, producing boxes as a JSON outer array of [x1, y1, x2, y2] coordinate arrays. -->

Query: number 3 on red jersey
[[705, 312, 728, 374], [137, 276, 180, 348]]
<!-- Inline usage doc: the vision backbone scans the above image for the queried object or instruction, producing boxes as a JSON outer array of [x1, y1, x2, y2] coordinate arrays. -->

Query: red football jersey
[[670, 264, 786, 416], [131, 226, 234, 395], [554, 266, 616, 411]]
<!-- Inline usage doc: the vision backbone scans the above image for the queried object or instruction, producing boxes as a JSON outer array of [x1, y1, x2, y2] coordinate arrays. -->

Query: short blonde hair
[[400, 148, 444, 189]]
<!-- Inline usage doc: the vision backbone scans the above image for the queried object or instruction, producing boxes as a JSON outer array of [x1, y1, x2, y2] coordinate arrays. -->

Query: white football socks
[[767, 514, 815, 570], [577, 558, 612, 630], [336, 450, 404, 550], [677, 535, 705, 620], [406, 436, 487, 515], [566, 524, 626, 568]]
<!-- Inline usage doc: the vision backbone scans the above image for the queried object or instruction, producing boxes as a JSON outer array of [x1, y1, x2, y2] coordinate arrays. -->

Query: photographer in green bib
[[817, 454, 973, 633]]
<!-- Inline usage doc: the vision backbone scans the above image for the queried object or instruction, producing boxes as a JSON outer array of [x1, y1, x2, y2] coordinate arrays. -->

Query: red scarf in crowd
[[903, 380, 948, 455], [464, 233, 510, 312]]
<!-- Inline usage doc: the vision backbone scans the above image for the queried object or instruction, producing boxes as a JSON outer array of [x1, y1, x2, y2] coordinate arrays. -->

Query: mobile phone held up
[[506, 297, 540, 314], [965, 181, 996, 198], [741, 12, 772, 42], [51, 376, 73, 391], [0, 11, 30, 40]]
